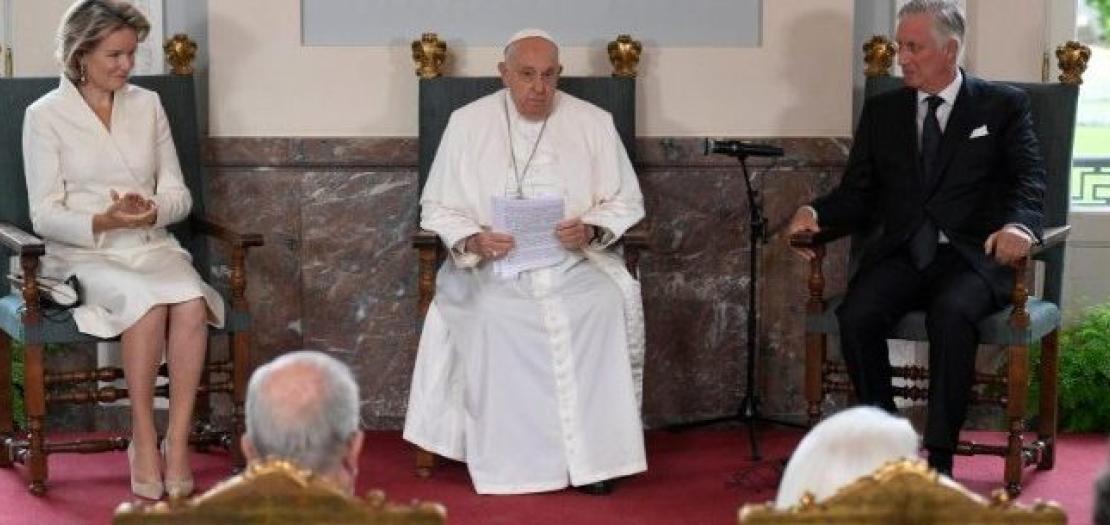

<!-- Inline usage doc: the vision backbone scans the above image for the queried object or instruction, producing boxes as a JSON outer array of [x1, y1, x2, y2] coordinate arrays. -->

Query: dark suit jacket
[[812, 73, 1046, 303]]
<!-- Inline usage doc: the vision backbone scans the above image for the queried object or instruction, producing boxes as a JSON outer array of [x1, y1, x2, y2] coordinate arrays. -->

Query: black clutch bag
[[7, 273, 83, 311]]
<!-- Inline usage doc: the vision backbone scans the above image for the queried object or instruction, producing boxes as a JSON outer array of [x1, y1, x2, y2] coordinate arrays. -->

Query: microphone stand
[[665, 152, 805, 464]]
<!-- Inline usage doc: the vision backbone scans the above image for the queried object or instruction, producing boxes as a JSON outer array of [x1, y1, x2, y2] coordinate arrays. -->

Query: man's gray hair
[[898, 0, 966, 54], [245, 350, 361, 473]]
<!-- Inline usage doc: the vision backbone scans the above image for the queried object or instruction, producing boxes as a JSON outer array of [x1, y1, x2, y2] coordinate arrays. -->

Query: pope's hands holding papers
[[463, 195, 599, 281], [555, 217, 595, 250], [464, 231, 515, 261]]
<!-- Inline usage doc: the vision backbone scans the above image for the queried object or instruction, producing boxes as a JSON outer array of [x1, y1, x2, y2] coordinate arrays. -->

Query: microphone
[[704, 138, 784, 158]]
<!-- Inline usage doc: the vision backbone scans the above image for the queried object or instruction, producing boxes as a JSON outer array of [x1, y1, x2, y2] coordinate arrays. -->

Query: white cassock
[[403, 89, 647, 494], [21, 77, 224, 338]]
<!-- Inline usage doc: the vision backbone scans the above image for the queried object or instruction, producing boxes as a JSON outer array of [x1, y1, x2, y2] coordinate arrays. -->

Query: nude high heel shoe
[[161, 439, 195, 499], [127, 441, 164, 500]]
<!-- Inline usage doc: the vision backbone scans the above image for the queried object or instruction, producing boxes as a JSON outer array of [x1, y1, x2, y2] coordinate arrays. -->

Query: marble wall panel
[[298, 169, 420, 430], [205, 168, 305, 367], [203, 136, 851, 429], [636, 167, 751, 426]]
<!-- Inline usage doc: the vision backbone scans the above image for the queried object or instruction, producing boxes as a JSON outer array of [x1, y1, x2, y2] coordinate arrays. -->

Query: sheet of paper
[[491, 196, 567, 279]]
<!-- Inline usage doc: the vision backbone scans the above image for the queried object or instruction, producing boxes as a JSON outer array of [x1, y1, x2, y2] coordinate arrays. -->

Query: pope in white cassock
[[403, 29, 648, 495]]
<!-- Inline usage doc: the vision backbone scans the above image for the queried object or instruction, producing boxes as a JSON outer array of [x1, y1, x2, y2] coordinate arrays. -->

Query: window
[[1072, 0, 1110, 210]]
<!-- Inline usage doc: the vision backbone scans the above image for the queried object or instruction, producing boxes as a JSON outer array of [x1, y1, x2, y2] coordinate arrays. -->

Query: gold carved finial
[[863, 35, 896, 77], [2, 45, 12, 77], [411, 33, 447, 79], [1056, 40, 1091, 85], [163, 34, 198, 76], [607, 34, 642, 78]]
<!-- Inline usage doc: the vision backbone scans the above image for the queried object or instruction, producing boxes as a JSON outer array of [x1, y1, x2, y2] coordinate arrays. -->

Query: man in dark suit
[[787, 0, 1045, 477]]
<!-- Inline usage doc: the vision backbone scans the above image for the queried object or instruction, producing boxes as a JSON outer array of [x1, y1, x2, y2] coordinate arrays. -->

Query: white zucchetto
[[504, 28, 558, 51]]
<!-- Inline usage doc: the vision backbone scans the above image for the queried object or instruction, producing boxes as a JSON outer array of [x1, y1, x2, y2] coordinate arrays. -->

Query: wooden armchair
[[789, 39, 1089, 496], [113, 458, 446, 525], [411, 35, 648, 475], [0, 43, 262, 495], [739, 459, 1066, 524]]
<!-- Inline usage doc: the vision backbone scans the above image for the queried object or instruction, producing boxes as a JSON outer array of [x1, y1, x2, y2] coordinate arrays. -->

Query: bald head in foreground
[[243, 351, 364, 495]]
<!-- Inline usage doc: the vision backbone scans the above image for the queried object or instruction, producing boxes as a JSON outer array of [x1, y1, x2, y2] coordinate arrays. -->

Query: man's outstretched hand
[[786, 207, 820, 260]]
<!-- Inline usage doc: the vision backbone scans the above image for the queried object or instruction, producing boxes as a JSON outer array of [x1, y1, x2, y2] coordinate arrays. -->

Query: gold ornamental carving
[[740, 459, 1066, 524], [607, 34, 642, 78], [411, 32, 447, 79], [1056, 40, 1091, 85], [863, 35, 896, 77], [163, 33, 198, 76], [2, 44, 12, 77]]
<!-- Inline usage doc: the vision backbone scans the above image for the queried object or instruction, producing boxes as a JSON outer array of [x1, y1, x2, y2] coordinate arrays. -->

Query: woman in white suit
[[22, 0, 223, 499]]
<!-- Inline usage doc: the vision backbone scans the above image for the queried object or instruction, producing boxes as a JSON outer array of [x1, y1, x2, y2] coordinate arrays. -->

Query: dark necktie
[[909, 95, 944, 270], [920, 95, 944, 184]]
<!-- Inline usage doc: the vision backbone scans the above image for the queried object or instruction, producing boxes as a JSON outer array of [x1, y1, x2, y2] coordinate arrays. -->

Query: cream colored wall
[[206, 0, 855, 138], [10, 0, 69, 76], [8, 1, 1062, 135], [9, 0, 166, 77], [965, 0, 1047, 82]]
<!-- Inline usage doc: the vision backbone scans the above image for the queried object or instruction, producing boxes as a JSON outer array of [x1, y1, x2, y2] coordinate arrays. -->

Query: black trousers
[[836, 244, 997, 452]]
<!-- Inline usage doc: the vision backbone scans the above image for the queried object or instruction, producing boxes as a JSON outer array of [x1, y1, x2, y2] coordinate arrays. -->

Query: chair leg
[[804, 332, 827, 426], [1004, 344, 1029, 497], [24, 343, 47, 495], [0, 333, 12, 468], [415, 447, 436, 478], [230, 331, 249, 470], [1037, 330, 1059, 470]]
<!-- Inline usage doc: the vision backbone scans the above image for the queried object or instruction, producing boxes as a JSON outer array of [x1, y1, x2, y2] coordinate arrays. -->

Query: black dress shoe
[[575, 479, 615, 495], [928, 449, 954, 477]]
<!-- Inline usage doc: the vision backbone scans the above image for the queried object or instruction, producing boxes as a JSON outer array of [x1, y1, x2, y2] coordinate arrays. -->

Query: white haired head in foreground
[[243, 350, 364, 494], [775, 406, 920, 508]]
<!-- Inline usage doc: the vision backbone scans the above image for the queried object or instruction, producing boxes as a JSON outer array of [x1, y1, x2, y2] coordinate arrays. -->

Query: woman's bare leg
[[121, 305, 169, 485], [163, 298, 208, 482]]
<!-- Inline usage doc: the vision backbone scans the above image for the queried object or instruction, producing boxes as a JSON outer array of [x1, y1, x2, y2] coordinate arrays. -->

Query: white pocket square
[[969, 125, 989, 139]]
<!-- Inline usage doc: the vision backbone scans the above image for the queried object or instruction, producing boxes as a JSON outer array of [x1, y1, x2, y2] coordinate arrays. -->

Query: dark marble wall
[[202, 136, 851, 429]]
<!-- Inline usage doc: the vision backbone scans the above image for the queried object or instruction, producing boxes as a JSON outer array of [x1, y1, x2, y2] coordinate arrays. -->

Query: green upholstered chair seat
[[0, 293, 250, 345], [806, 295, 1061, 347]]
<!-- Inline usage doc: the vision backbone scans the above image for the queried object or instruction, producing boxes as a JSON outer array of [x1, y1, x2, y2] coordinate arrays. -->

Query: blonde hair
[[56, 0, 150, 82]]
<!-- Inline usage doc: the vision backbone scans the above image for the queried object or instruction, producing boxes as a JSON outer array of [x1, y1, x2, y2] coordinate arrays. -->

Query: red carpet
[[0, 429, 1104, 525]]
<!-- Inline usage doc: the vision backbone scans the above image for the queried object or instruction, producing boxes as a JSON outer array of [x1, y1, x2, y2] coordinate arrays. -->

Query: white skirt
[[404, 255, 646, 494], [40, 237, 224, 339]]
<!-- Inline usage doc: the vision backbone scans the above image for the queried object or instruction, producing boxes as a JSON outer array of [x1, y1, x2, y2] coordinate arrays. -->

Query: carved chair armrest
[[1030, 225, 1070, 258], [788, 227, 852, 249], [413, 229, 440, 250], [1007, 225, 1070, 327], [191, 216, 263, 310], [619, 222, 649, 250], [0, 222, 46, 257], [191, 216, 264, 249], [790, 227, 852, 305], [0, 222, 47, 320], [413, 230, 442, 322]]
